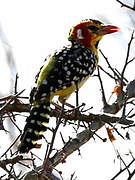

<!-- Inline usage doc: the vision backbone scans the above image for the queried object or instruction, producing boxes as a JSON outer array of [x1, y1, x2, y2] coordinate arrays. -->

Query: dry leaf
[[106, 127, 116, 142], [112, 84, 122, 97]]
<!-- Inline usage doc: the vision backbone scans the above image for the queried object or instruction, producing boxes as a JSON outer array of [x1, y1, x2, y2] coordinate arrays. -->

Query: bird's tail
[[18, 101, 51, 153]]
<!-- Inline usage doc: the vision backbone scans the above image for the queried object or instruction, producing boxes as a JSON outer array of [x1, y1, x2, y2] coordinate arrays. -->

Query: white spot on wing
[[68, 60, 71, 63], [50, 86, 53, 91], [58, 79, 63, 84], [67, 71, 71, 75], [26, 138, 31, 143], [31, 120, 35, 124], [59, 56, 63, 60], [41, 93, 47, 97], [37, 121, 42, 125], [42, 80, 47, 85], [64, 66, 68, 71], [33, 112, 38, 115], [27, 128, 33, 133]]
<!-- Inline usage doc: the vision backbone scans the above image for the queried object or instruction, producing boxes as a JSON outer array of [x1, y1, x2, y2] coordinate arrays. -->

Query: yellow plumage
[[52, 75, 90, 103]]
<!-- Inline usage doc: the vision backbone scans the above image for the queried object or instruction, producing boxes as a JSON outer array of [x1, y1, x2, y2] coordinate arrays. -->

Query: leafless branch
[[41, 101, 65, 176], [116, 0, 135, 11], [121, 31, 134, 88], [111, 158, 135, 180], [23, 120, 105, 180], [0, 89, 25, 113], [0, 100, 133, 126], [0, 135, 21, 159], [99, 49, 123, 84], [0, 155, 23, 169], [97, 66, 107, 107]]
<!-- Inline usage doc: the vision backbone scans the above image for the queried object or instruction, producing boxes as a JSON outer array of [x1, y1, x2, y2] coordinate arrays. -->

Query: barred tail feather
[[18, 101, 51, 153]]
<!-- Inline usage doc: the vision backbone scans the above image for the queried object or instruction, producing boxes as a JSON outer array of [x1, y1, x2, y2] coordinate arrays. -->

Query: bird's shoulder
[[35, 41, 90, 83]]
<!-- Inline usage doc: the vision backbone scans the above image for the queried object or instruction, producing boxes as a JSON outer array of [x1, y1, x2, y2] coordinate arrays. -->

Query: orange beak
[[97, 25, 120, 35]]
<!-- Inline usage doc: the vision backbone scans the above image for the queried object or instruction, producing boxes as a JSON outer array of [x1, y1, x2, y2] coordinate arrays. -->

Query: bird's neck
[[72, 39, 99, 59]]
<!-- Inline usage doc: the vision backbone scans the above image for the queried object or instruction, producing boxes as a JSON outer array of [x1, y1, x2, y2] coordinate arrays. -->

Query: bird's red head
[[68, 19, 119, 53]]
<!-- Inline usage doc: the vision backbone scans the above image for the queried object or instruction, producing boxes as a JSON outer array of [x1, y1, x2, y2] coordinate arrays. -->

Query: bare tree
[[1, 2, 135, 179]]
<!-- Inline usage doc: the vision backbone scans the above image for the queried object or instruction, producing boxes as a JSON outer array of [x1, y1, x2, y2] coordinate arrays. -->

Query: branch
[[1, 103, 30, 112], [0, 135, 21, 159], [23, 120, 105, 180], [24, 112, 134, 179], [0, 155, 23, 169], [97, 66, 107, 107], [42, 101, 65, 175], [99, 32, 135, 115], [50, 120, 105, 167], [111, 158, 135, 180], [99, 49, 122, 83], [52, 109, 133, 125], [0, 101, 133, 125], [116, 0, 135, 11], [121, 31, 134, 88], [0, 89, 25, 113]]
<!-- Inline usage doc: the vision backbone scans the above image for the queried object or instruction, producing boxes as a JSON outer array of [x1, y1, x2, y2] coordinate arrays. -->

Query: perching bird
[[18, 19, 119, 153]]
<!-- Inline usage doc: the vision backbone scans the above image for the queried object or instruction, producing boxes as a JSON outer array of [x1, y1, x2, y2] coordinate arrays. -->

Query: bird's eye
[[87, 25, 99, 32]]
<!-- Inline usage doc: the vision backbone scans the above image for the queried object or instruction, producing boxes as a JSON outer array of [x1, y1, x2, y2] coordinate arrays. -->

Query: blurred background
[[0, 0, 135, 179]]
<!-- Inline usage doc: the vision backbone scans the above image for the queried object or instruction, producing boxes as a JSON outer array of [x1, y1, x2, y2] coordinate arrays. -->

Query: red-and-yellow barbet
[[18, 19, 119, 153]]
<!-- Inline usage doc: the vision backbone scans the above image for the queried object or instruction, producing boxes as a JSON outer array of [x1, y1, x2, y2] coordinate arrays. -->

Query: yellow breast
[[50, 75, 90, 103]]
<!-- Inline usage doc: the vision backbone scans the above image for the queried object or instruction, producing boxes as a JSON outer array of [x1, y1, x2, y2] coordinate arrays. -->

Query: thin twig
[[70, 171, 77, 180], [7, 112, 22, 133], [116, 0, 135, 11], [0, 89, 25, 113], [117, 150, 131, 175], [0, 101, 133, 125], [14, 74, 19, 94], [97, 66, 107, 107], [114, 68, 128, 84], [50, 120, 105, 167], [107, 122, 125, 139], [42, 100, 65, 174], [0, 95, 12, 102], [121, 31, 134, 88], [0, 155, 23, 168], [111, 158, 135, 180], [75, 81, 79, 107], [0, 135, 21, 159], [99, 65, 117, 81], [99, 49, 121, 81], [60, 132, 66, 145]]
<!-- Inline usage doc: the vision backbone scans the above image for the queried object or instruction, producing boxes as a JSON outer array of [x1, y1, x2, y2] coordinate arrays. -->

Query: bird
[[18, 19, 119, 153]]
